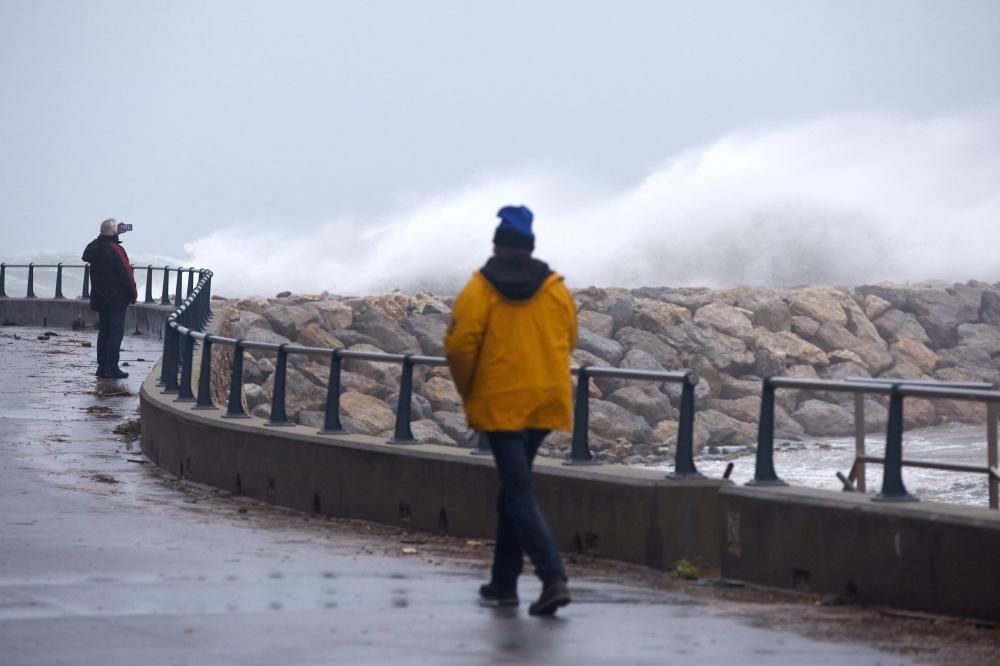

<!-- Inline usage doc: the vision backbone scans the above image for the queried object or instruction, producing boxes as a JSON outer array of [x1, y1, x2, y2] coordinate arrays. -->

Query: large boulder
[[663, 322, 754, 374], [631, 298, 692, 335], [696, 409, 756, 446], [314, 299, 354, 330], [230, 311, 270, 339], [792, 399, 854, 436], [331, 329, 380, 348], [709, 396, 760, 423], [576, 328, 625, 364], [590, 295, 635, 330], [573, 349, 623, 396], [613, 327, 683, 368], [872, 309, 932, 346], [297, 323, 343, 349], [401, 313, 449, 357], [587, 399, 655, 443], [350, 306, 420, 353], [907, 287, 980, 349], [263, 303, 322, 340], [433, 410, 472, 445], [751, 299, 792, 333], [578, 310, 615, 338], [607, 385, 677, 426], [720, 374, 761, 400], [856, 284, 910, 310], [787, 288, 848, 326], [937, 345, 994, 373], [791, 315, 820, 340], [957, 323, 1000, 352], [752, 330, 829, 375], [980, 290, 1000, 327], [420, 376, 463, 412], [413, 291, 452, 315], [342, 344, 402, 386], [386, 390, 433, 421], [261, 366, 327, 418], [410, 419, 457, 446], [693, 302, 754, 338], [863, 294, 892, 320], [890, 338, 939, 374], [813, 321, 894, 373], [340, 391, 396, 435]]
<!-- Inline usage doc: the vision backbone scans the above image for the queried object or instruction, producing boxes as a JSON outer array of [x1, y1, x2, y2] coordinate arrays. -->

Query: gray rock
[[261, 366, 328, 418], [663, 322, 754, 374], [410, 419, 457, 446], [591, 296, 634, 331], [296, 410, 325, 429], [230, 311, 270, 339], [420, 376, 463, 412], [351, 306, 420, 353], [578, 310, 615, 338], [695, 409, 756, 446], [314, 299, 354, 330], [720, 374, 761, 400], [957, 323, 1000, 352], [879, 361, 930, 381], [693, 302, 754, 338], [342, 343, 401, 385], [576, 328, 625, 364], [938, 345, 993, 370], [607, 385, 677, 426], [820, 361, 872, 381], [663, 376, 712, 411], [588, 399, 655, 443], [386, 390, 433, 421], [572, 349, 623, 396], [613, 327, 683, 368], [340, 370, 391, 399], [263, 303, 321, 340], [787, 288, 849, 325], [709, 396, 760, 423], [791, 399, 855, 436], [243, 383, 268, 410], [856, 284, 910, 311], [907, 287, 980, 349], [401, 313, 449, 357], [980, 290, 1000, 327], [861, 399, 889, 434], [863, 294, 892, 320], [339, 391, 396, 435], [237, 326, 290, 351], [814, 321, 893, 373], [790, 316, 820, 340], [242, 356, 269, 385], [331, 329, 380, 348], [752, 299, 792, 332], [631, 298, 693, 335], [433, 410, 473, 446], [872, 309, 932, 346]]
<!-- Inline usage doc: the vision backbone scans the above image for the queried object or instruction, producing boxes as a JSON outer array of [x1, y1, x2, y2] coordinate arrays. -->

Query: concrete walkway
[[0, 327, 927, 664]]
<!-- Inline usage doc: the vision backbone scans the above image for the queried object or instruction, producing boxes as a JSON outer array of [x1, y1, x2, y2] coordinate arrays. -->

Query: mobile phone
[[117, 222, 133, 233]]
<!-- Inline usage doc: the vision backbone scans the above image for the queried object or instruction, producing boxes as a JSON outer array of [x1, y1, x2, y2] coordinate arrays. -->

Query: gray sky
[[1, 0, 999, 283]]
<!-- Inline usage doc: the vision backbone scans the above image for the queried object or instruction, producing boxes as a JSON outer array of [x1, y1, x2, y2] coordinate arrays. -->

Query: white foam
[[182, 111, 1000, 297]]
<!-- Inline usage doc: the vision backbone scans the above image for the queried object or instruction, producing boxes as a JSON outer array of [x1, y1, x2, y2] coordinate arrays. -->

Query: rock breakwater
[[213, 281, 1000, 464]]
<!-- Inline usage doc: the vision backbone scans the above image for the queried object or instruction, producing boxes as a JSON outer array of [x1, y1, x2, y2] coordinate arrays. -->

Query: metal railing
[[751, 376, 1000, 508], [0, 262, 203, 305], [159, 314, 707, 479]]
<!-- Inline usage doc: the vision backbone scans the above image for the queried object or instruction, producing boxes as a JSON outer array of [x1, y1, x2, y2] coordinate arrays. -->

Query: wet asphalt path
[[0, 326, 913, 665]]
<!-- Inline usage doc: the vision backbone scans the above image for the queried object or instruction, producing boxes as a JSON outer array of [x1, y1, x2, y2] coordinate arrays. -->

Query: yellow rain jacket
[[445, 258, 577, 432]]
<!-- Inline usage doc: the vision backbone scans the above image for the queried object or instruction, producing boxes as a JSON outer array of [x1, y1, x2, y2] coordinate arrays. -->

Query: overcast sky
[[1, 1, 999, 289]]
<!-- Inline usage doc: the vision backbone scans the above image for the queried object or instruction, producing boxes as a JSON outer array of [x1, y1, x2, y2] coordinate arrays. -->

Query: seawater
[[664, 422, 995, 508]]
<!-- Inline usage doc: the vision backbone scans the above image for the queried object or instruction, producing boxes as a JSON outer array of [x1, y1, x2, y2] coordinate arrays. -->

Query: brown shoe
[[529, 579, 571, 616]]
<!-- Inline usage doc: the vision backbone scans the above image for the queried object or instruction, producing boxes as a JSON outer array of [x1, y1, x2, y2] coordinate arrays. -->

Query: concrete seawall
[[0, 297, 172, 337], [4, 296, 999, 620]]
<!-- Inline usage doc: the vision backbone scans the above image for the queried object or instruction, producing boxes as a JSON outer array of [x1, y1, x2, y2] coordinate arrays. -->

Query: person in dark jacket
[[82, 218, 137, 379]]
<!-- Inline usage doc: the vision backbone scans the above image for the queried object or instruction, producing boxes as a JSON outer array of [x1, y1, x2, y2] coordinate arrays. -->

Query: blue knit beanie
[[493, 205, 534, 251]]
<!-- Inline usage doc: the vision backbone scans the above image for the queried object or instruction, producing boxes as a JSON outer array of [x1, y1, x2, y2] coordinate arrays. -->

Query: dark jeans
[[487, 429, 566, 589], [96, 308, 126, 372]]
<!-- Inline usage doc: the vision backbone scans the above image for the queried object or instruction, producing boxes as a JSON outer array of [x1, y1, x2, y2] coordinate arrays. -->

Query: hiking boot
[[529, 579, 571, 616], [479, 582, 519, 606], [106, 368, 129, 379]]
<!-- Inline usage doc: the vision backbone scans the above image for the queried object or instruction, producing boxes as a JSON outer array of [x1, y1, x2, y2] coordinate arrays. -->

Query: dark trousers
[[487, 429, 566, 589], [96, 308, 126, 372]]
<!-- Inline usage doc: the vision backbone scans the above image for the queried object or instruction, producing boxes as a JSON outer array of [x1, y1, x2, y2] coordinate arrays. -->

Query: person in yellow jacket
[[444, 204, 577, 616]]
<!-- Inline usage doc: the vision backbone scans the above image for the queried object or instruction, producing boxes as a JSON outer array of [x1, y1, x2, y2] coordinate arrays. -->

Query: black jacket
[[82, 235, 137, 311], [479, 255, 553, 301]]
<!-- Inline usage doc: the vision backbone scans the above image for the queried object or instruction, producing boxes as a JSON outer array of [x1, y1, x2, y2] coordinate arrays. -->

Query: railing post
[[160, 321, 180, 393], [176, 332, 196, 402], [174, 267, 183, 306], [160, 267, 171, 305], [873, 384, 916, 502], [144, 266, 154, 303], [0, 263, 6, 298], [194, 336, 216, 409], [853, 393, 867, 492], [668, 371, 702, 478], [265, 345, 294, 426], [988, 402, 998, 510], [223, 341, 250, 418], [390, 355, 417, 443], [186, 268, 195, 297], [54, 263, 65, 298], [748, 377, 786, 486], [26, 263, 35, 298], [565, 365, 598, 465], [81, 265, 90, 299], [319, 350, 344, 434]]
